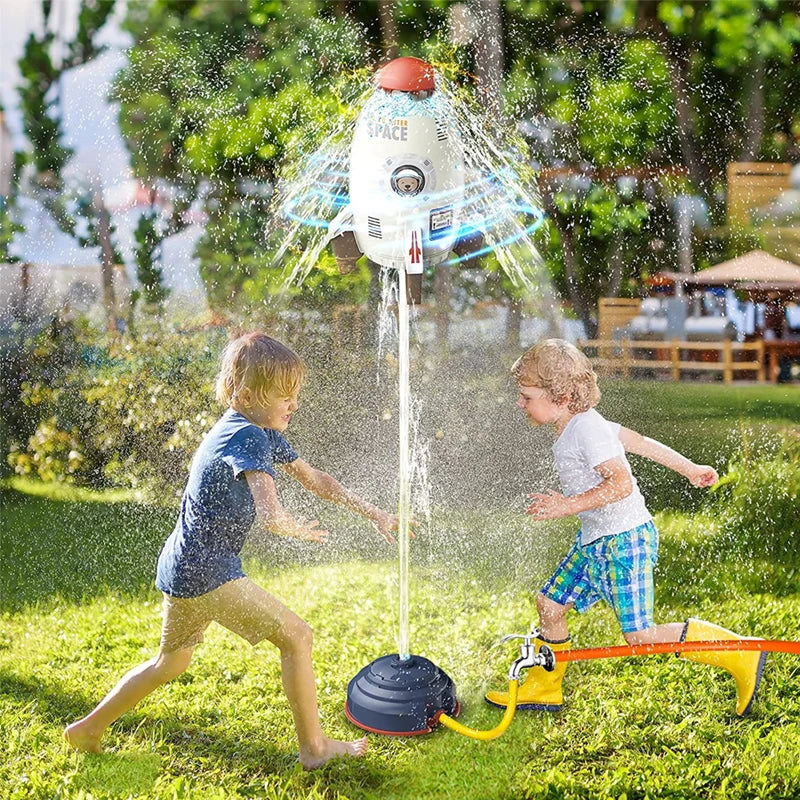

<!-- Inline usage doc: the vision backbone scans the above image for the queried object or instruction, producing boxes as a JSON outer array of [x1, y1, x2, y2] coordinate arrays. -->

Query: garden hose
[[434, 638, 800, 741], [434, 679, 518, 741], [556, 638, 800, 663]]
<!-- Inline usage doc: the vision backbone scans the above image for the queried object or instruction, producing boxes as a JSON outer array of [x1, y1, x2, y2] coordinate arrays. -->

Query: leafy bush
[[0, 319, 84, 479], [8, 326, 227, 498]]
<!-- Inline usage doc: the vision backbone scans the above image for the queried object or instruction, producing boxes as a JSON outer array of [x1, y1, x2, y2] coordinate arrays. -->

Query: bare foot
[[299, 735, 368, 770], [64, 720, 103, 754]]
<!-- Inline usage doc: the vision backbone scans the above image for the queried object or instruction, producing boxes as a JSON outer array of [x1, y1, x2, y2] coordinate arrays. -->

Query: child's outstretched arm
[[618, 426, 718, 487], [246, 470, 329, 542], [527, 457, 633, 520], [280, 459, 400, 543]]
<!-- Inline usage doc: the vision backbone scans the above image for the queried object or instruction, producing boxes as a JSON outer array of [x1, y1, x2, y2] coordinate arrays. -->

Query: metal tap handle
[[502, 635, 557, 681], [499, 633, 531, 645]]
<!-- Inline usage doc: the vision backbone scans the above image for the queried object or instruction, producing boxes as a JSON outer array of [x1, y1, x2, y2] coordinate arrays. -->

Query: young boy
[[485, 339, 766, 717], [65, 332, 400, 768]]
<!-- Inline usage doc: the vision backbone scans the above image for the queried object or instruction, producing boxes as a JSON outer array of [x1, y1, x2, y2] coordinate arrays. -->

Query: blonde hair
[[215, 332, 306, 409], [512, 338, 600, 413]]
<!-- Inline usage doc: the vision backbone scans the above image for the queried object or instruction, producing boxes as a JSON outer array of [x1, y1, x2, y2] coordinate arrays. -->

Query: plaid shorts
[[541, 520, 659, 633]]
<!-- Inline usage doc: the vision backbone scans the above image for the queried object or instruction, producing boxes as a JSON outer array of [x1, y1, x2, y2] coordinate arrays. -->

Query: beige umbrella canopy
[[654, 250, 800, 298], [683, 250, 800, 288]]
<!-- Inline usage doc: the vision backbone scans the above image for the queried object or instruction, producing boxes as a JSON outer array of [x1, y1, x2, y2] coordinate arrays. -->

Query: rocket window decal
[[390, 165, 425, 196]]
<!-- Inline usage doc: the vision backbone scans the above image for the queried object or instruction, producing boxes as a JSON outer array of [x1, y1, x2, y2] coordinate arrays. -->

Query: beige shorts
[[160, 577, 294, 653]]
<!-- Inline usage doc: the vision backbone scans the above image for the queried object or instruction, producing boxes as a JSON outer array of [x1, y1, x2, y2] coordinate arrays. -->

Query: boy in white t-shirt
[[485, 339, 766, 717]]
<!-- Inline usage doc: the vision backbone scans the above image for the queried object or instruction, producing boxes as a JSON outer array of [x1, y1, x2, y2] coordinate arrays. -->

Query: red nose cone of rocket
[[375, 57, 435, 93]]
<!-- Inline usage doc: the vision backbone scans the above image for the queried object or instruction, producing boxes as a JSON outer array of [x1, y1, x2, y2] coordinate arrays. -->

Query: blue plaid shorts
[[540, 520, 659, 633]]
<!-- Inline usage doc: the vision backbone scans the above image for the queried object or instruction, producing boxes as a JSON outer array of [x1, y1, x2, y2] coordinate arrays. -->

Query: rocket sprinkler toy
[[326, 56, 489, 304]]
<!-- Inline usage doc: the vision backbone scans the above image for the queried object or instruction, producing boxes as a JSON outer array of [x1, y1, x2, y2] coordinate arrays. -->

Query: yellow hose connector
[[434, 680, 519, 740]]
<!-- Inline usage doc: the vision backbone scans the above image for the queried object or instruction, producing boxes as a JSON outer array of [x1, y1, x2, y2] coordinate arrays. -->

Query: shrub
[[0, 318, 84, 479], [8, 327, 227, 499]]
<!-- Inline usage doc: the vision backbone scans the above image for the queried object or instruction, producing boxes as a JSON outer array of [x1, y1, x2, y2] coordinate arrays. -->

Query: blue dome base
[[345, 653, 458, 736]]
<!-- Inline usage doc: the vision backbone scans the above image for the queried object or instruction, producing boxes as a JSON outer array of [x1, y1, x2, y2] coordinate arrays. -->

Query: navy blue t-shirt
[[156, 409, 298, 597]]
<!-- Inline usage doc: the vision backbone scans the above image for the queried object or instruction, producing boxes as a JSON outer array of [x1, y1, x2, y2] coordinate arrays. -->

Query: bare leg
[[623, 623, 685, 646], [269, 614, 367, 770], [537, 593, 573, 641], [64, 647, 194, 753]]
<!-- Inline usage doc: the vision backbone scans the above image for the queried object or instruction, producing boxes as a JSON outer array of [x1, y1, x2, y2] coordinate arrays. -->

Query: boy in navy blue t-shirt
[[66, 333, 398, 768]]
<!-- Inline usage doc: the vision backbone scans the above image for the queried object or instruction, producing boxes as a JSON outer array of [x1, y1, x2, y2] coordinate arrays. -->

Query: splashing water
[[273, 64, 554, 662], [273, 69, 551, 299]]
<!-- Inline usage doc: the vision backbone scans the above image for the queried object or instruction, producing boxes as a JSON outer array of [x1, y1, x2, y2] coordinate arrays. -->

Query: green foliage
[[0, 319, 83, 480], [0, 201, 24, 262], [710, 431, 800, 566], [66, 0, 116, 67], [115, 0, 372, 312], [578, 40, 676, 168], [133, 211, 170, 308], [7, 327, 225, 496], [16, 27, 71, 198]]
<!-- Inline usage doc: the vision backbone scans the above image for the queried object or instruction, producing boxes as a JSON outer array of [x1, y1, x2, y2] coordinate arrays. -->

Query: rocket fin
[[451, 226, 485, 269], [326, 206, 362, 275]]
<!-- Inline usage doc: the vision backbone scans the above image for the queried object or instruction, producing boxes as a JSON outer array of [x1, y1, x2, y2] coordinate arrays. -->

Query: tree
[[16, 0, 121, 332], [115, 0, 376, 315], [635, 0, 800, 201], [504, 0, 800, 335]]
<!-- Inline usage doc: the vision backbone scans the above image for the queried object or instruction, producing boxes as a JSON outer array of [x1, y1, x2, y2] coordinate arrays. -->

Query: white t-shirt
[[552, 408, 652, 544]]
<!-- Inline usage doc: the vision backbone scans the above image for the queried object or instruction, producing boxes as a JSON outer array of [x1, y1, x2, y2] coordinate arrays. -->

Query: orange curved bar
[[557, 639, 800, 663]]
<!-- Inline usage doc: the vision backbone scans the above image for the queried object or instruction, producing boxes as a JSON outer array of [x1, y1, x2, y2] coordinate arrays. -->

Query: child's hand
[[526, 490, 572, 520], [271, 514, 329, 543], [371, 510, 415, 544], [685, 464, 719, 488]]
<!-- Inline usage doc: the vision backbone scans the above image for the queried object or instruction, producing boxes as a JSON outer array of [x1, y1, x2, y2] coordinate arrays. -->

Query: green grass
[[2, 381, 800, 799], [2, 479, 799, 800]]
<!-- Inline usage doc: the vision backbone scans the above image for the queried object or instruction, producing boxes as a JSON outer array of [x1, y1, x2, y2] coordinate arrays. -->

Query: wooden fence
[[597, 297, 641, 340], [578, 339, 765, 383]]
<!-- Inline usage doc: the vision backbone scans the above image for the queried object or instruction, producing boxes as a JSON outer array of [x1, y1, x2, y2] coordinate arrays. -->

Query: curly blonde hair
[[512, 339, 600, 413], [215, 332, 306, 409]]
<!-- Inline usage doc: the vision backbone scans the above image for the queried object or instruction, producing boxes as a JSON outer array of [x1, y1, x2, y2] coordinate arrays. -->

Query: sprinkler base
[[345, 653, 458, 735]]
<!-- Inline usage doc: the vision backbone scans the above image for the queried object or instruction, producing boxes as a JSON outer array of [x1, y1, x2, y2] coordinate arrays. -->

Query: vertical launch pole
[[397, 227, 423, 662], [397, 264, 411, 661]]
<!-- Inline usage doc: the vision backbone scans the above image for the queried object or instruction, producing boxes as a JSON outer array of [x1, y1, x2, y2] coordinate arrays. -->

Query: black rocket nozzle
[[406, 273, 422, 305]]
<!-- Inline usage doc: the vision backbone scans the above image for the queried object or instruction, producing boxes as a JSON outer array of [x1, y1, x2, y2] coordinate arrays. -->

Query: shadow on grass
[[0, 667, 294, 779], [0, 487, 172, 613]]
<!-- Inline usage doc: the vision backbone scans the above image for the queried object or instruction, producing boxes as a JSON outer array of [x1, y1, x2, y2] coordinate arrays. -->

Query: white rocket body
[[345, 104, 464, 271], [326, 58, 484, 301]]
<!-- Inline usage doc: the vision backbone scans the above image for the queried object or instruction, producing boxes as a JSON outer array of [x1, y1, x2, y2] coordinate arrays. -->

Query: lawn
[[1, 381, 799, 800]]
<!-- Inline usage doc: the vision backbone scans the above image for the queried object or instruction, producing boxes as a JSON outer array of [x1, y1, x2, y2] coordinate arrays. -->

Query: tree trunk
[[472, 0, 504, 120], [636, 5, 709, 196], [92, 187, 120, 335], [472, 0, 516, 342], [377, 0, 399, 62], [552, 213, 595, 338], [608, 233, 624, 296], [740, 55, 765, 161]]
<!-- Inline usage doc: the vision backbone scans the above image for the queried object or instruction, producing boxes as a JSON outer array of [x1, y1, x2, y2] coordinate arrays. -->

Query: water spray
[[283, 54, 547, 735], [286, 56, 800, 741], [340, 58, 463, 735]]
